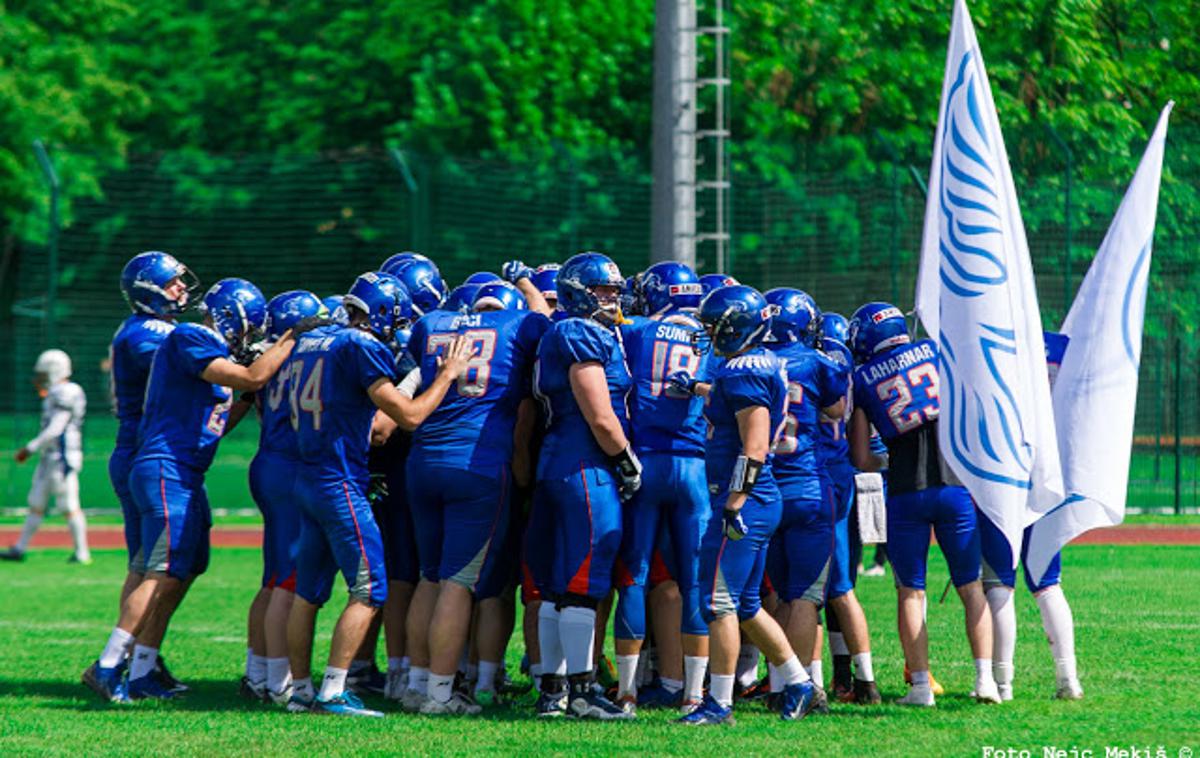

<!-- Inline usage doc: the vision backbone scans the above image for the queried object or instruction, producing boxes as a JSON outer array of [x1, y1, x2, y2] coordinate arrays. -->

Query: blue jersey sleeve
[[174, 325, 229, 377], [407, 319, 428, 368], [722, 371, 775, 414], [555, 319, 613, 366], [349, 331, 397, 391], [818, 357, 850, 409]]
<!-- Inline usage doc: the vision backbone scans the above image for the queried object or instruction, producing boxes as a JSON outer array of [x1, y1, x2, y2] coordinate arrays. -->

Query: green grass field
[[1, 544, 1197, 756]]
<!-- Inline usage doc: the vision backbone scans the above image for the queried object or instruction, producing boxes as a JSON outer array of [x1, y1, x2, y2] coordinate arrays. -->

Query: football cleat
[[779, 681, 816, 721], [0, 547, 25, 562], [636, 682, 683, 710], [399, 687, 430, 713], [267, 683, 293, 706], [346, 663, 387, 696], [862, 564, 887, 577], [896, 686, 936, 707], [314, 690, 384, 718], [852, 679, 883, 705], [616, 694, 637, 716], [420, 692, 483, 716], [568, 688, 634, 720], [239, 675, 268, 702], [904, 666, 944, 696], [1054, 679, 1084, 701], [535, 689, 568, 718], [974, 680, 1002, 704], [128, 673, 177, 700], [676, 694, 736, 726], [679, 698, 703, 715], [809, 685, 830, 715], [67, 554, 93, 565], [82, 660, 129, 703], [595, 655, 619, 692], [155, 655, 188, 694], [736, 676, 771, 701], [286, 692, 315, 713], [997, 683, 1014, 702]]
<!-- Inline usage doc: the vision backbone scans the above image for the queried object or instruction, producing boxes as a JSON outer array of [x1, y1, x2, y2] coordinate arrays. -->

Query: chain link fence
[[2, 143, 1197, 512]]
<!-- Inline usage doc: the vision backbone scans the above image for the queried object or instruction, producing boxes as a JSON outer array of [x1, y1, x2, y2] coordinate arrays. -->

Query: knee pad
[[557, 592, 599, 611]]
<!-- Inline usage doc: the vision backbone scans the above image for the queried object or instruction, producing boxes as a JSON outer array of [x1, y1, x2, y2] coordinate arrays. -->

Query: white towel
[[855, 473, 887, 544]]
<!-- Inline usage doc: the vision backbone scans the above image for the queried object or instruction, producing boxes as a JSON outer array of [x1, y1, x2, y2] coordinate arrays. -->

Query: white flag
[[1026, 102, 1173, 584], [914, 0, 1063, 564]]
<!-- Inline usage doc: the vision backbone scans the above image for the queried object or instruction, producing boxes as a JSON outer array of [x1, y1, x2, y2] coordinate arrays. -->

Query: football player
[[240, 290, 325, 703], [612, 261, 712, 713], [4, 350, 89, 563], [760, 288, 846, 711], [814, 311, 881, 704], [284, 272, 469, 717], [846, 302, 999, 706], [399, 274, 548, 715], [532, 252, 640, 720], [83, 252, 195, 701], [676, 285, 816, 726]]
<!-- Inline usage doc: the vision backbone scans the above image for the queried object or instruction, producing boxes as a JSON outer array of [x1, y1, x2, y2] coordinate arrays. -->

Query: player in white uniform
[[4, 350, 90, 563]]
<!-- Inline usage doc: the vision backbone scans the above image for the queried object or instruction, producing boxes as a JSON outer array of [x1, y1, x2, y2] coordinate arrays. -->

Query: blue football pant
[[826, 466, 858, 600], [542, 462, 623, 602], [130, 457, 211, 580], [614, 454, 710, 640], [765, 484, 834, 605], [978, 515, 1063, 593], [294, 469, 388, 608], [109, 444, 142, 572], [887, 485, 981, 590], [700, 489, 783, 623], [249, 450, 301, 591]]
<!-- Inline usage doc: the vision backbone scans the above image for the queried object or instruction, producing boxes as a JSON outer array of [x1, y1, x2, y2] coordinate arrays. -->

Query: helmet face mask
[[199, 279, 268, 350], [698, 285, 773, 357], [122, 252, 200, 317], [344, 271, 412, 341], [556, 253, 625, 323]]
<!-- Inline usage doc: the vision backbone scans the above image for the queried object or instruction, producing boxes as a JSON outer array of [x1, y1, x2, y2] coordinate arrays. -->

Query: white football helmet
[[34, 349, 72, 385]]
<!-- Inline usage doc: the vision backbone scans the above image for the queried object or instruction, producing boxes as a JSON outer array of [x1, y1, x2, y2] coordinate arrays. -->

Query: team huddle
[[76, 247, 1083, 724]]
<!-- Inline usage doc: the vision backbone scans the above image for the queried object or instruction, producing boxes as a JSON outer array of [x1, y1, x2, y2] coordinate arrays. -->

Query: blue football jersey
[[534, 317, 632, 479], [621, 313, 710, 457], [256, 357, 298, 458], [1044, 331, 1069, 389], [703, 346, 788, 502], [767, 342, 847, 499], [852, 339, 940, 441], [110, 315, 175, 449], [814, 351, 853, 473], [135, 323, 232, 473], [407, 308, 549, 468], [290, 324, 396, 483]]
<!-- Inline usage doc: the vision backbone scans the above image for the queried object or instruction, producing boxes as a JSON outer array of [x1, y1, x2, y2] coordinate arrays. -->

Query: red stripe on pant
[[342, 482, 373, 599], [566, 463, 595, 596]]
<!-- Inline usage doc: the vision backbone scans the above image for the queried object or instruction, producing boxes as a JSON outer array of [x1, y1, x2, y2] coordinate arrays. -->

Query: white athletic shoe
[[974, 680, 1002, 704], [997, 683, 1014, 702], [419, 692, 482, 716], [863, 564, 886, 577], [268, 680, 293, 706], [400, 688, 430, 713], [896, 685, 935, 707], [1054, 679, 1084, 700]]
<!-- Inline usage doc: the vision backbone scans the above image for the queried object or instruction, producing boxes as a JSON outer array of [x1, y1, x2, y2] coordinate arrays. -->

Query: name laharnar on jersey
[[859, 341, 936, 385]]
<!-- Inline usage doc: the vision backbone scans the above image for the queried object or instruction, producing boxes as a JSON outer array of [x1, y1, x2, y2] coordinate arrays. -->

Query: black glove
[[367, 472, 390, 506], [723, 507, 748, 541], [609, 445, 643, 503]]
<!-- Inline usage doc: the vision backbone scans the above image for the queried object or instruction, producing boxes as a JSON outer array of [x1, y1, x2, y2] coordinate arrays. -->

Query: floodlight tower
[[651, 0, 730, 272]]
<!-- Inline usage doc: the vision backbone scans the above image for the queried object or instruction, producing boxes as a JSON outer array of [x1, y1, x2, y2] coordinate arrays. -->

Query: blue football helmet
[[531, 264, 560, 302], [820, 312, 852, 366], [621, 275, 646, 317], [344, 271, 413, 341], [473, 281, 527, 312], [699, 273, 739, 296], [198, 278, 268, 348], [557, 252, 625, 321], [764, 288, 820, 346], [848, 302, 910, 363], [264, 290, 324, 342], [321, 295, 349, 326], [391, 326, 417, 374], [465, 271, 502, 285], [641, 261, 703, 315], [120, 251, 200, 316], [444, 283, 482, 313], [697, 285, 773, 357], [383, 257, 445, 317], [380, 251, 432, 273]]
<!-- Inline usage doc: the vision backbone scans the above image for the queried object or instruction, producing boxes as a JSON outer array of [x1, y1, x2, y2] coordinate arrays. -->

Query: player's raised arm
[[201, 332, 294, 392], [367, 334, 471, 431], [502, 260, 554, 317]]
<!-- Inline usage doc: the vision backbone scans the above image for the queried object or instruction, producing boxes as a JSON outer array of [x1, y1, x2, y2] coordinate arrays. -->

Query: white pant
[[28, 461, 81, 515]]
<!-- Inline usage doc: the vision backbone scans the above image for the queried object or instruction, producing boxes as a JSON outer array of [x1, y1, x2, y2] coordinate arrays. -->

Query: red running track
[[1, 524, 1199, 549]]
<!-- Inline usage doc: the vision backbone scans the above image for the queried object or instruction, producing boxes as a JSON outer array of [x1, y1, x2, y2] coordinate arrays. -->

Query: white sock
[[537, 604, 567, 677], [616, 653, 639, 698], [559, 605, 596, 676], [829, 631, 850, 657], [777, 656, 809, 686], [130, 645, 158, 680], [293, 676, 315, 700], [986, 586, 1016, 685], [852, 652, 875, 682], [736, 644, 760, 687], [808, 660, 823, 688], [476, 661, 499, 693], [1036, 585, 1078, 682], [15, 510, 43, 552], [910, 669, 930, 688], [684, 656, 708, 702], [710, 673, 735, 708], [67, 512, 90, 559], [974, 658, 996, 688], [266, 658, 291, 693], [427, 672, 455, 704], [407, 666, 429, 693], [99, 627, 135, 669], [660, 677, 683, 694], [768, 663, 782, 693], [319, 667, 348, 700], [249, 654, 267, 685]]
